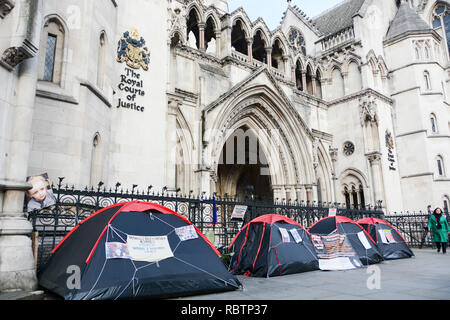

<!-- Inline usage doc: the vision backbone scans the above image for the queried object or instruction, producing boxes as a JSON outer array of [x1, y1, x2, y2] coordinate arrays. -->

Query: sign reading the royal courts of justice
[[116, 28, 150, 112]]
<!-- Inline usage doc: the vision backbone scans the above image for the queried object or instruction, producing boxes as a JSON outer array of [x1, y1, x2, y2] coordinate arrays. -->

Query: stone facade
[[1, 0, 450, 225]]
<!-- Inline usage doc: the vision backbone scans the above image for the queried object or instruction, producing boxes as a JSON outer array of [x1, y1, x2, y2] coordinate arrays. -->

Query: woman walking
[[427, 208, 450, 254]]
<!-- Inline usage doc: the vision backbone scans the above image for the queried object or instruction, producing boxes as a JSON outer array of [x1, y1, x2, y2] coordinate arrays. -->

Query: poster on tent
[[279, 228, 290, 243], [127, 235, 174, 262], [290, 229, 303, 243], [175, 225, 198, 242], [316, 233, 362, 271], [105, 242, 131, 260]]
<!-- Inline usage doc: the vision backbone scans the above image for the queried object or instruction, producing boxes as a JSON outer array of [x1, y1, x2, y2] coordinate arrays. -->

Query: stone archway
[[204, 83, 317, 202], [216, 125, 273, 201]]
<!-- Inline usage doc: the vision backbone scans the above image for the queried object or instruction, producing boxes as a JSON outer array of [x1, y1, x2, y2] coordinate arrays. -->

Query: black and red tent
[[308, 216, 383, 266], [228, 214, 319, 277], [357, 217, 414, 260], [38, 201, 241, 300]]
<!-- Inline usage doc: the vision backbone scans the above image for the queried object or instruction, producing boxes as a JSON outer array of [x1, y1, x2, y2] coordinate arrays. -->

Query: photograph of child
[[26, 174, 57, 213]]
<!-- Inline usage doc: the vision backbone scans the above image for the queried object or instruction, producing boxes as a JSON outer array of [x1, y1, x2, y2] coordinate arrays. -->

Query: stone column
[[329, 147, 339, 203], [246, 37, 253, 61], [166, 96, 183, 192], [342, 72, 349, 96], [312, 75, 317, 96], [198, 23, 206, 51], [368, 153, 384, 207], [219, 13, 231, 59], [305, 185, 313, 205], [282, 54, 289, 77], [0, 0, 42, 292], [214, 30, 221, 57], [291, 66, 296, 84], [301, 71, 307, 93], [265, 47, 272, 69]]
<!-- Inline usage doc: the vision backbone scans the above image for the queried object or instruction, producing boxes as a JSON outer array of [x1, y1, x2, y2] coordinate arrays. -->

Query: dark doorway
[[217, 126, 273, 202]]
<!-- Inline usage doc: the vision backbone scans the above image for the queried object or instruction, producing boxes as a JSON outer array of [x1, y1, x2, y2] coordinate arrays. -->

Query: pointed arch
[[205, 84, 316, 193], [39, 14, 69, 86], [175, 109, 196, 194], [316, 141, 333, 204]]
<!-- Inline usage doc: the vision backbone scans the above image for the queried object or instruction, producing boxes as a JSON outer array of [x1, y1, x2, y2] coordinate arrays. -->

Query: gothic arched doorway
[[216, 126, 273, 202]]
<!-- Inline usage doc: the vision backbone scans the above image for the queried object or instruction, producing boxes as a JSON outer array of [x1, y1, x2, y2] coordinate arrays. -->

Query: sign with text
[[231, 205, 248, 220], [127, 235, 173, 263], [116, 28, 149, 112]]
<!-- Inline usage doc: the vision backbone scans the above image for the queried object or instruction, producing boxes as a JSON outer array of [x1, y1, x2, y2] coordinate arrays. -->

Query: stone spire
[[385, 0, 431, 42]]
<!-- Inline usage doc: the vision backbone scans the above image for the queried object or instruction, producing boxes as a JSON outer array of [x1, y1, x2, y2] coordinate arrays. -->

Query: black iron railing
[[27, 179, 393, 271]]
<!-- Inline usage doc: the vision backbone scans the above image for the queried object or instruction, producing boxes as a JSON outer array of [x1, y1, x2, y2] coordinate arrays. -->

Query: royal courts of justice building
[[0, 0, 449, 290]]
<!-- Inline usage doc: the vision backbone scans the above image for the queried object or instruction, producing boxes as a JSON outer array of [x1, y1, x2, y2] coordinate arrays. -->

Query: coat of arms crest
[[385, 129, 394, 150], [117, 28, 150, 71]]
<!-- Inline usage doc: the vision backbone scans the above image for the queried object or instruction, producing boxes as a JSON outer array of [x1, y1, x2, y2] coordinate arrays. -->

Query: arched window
[[97, 32, 107, 89], [437, 155, 445, 177], [430, 113, 438, 133], [271, 39, 284, 71], [39, 17, 66, 84], [415, 46, 420, 60], [344, 187, 351, 209], [424, 71, 431, 90], [295, 60, 303, 91], [205, 16, 217, 55], [252, 30, 267, 63], [231, 19, 248, 55], [186, 8, 200, 49], [288, 28, 306, 56], [444, 196, 449, 214], [431, 3, 450, 56]]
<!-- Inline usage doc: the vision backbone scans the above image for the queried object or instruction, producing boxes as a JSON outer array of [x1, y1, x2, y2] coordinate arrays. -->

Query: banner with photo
[[25, 173, 56, 212]]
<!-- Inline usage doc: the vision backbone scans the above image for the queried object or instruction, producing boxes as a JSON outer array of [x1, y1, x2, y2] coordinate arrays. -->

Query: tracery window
[[288, 28, 306, 55], [431, 3, 450, 55], [343, 141, 355, 156]]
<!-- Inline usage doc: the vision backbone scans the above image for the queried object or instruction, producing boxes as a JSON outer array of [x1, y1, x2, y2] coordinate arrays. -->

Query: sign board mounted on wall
[[116, 28, 150, 112]]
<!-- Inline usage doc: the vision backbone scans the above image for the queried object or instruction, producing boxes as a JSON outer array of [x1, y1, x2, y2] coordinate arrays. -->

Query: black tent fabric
[[38, 201, 241, 300], [228, 214, 319, 277], [308, 216, 383, 266], [358, 217, 414, 260]]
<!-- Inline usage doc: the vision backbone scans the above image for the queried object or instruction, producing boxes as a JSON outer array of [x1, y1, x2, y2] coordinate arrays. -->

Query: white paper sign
[[319, 257, 361, 271], [290, 229, 303, 243], [175, 225, 198, 242], [357, 231, 372, 249], [127, 235, 174, 262], [105, 242, 130, 260], [378, 229, 388, 244], [279, 228, 290, 243], [384, 230, 396, 243], [231, 205, 248, 220], [328, 208, 337, 217]]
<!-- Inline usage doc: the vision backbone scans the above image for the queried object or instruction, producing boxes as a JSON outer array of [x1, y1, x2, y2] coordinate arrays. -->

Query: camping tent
[[357, 217, 414, 260], [228, 214, 319, 277], [38, 201, 241, 300], [308, 216, 383, 268]]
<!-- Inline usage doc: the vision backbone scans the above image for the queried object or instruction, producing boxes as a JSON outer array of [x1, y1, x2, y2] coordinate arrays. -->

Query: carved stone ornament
[[0, 0, 15, 19], [1, 39, 38, 71], [359, 94, 378, 126]]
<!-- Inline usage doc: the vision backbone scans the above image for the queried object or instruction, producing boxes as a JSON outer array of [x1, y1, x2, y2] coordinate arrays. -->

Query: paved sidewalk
[[180, 249, 450, 300], [1, 249, 449, 300]]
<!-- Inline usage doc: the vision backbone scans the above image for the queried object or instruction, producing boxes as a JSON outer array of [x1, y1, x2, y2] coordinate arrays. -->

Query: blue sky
[[228, 0, 344, 30]]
